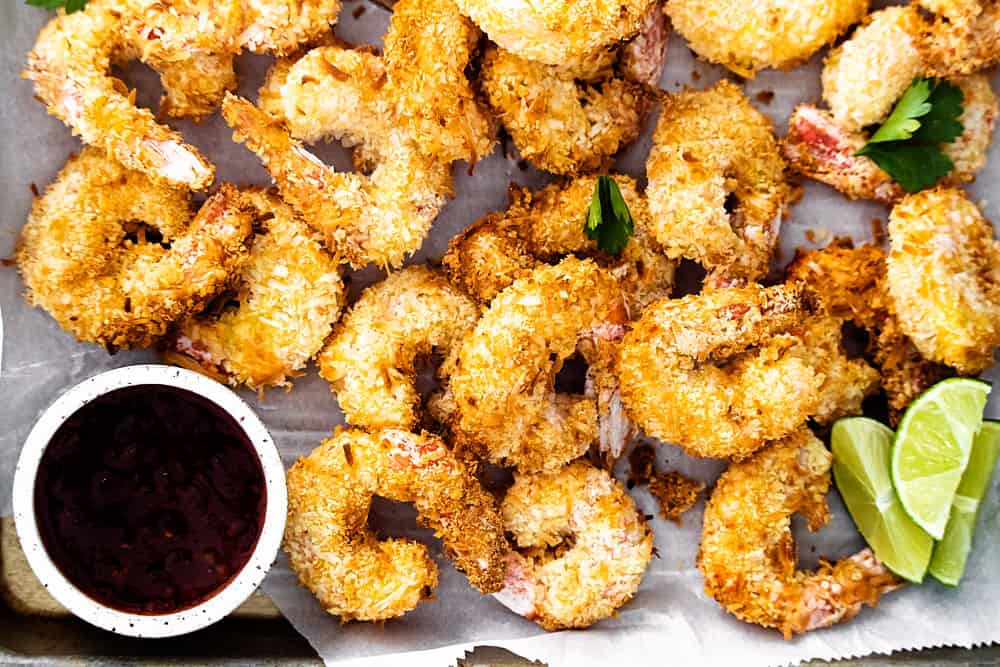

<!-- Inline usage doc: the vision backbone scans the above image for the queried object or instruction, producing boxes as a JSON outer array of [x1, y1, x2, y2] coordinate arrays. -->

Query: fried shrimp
[[442, 175, 675, 315], [645, 81, 791, 285], [445, 257, 629, 472], [25, 1, 223, 188], [665, 0, 868, 78], [479, 4, 667, 175], [617, 284, 877, 460], [915, 0, 1000, 77], [784, 8, 998, 201], [493, 461, 653, 630], [887, 188, 1000, 374], [317, 266, 480, 431], [223, 89, 450, 269], [453, 0, 656, 66], [284, 428, 508, 621], [16, 147, 253, 350], [24, 0, 341, 190], [786, 241, 951, 423], [165, 189, 345, 391], [699, 429, 903, 638]]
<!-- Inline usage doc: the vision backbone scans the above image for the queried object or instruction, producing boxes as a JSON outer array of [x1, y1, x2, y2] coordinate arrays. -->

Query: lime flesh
[[891, 378, 992, 539], [928, 420, 1000, 586], [832, 417, 934, 583]]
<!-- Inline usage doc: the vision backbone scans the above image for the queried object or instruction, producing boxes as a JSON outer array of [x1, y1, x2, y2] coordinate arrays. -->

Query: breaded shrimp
[[318, 266, 480, 431], [699, 429, 903, 638], [666, 0, 869, 78], [442, 175, 675, 315], [445, 257, 630, 472], [494, 461, 653, 630], [645, 81, 791, 286], [164, 189, 345, 391], [223, 89, 451, 269], [916, 0, 1000, 77], [887, 188, 1000, 374], [238, 0, 340, 56], [617, 284, 877, 459], [785, 240, 952, 424], [453, 0, 656, 66], [24, 1, 225, 188], [16, 147, 253, 350], [284, 428, 508, 621], [479, 4, 667, 175], [381, 0, 497, 164]]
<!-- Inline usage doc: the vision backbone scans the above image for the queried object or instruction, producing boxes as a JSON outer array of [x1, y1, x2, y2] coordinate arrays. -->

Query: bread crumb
[[648, 472, 704, 523], [755, 90, 775, 105]]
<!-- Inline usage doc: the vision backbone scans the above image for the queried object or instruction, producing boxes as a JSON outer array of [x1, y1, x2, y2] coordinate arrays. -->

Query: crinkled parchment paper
[[2, 1, 999, 665]]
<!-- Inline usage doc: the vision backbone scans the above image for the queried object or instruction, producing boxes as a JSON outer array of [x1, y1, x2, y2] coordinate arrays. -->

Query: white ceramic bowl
[[11, 364, 287, 638]]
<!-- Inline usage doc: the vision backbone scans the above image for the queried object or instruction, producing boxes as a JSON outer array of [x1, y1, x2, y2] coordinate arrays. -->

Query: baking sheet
[[2, 1, 1000, 666]]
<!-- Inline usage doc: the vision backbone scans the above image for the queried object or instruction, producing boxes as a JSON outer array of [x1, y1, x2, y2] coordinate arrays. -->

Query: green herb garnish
[[27, 0, 88, 12], [584, 175, 634, 256], [855, 77, 964, 193]]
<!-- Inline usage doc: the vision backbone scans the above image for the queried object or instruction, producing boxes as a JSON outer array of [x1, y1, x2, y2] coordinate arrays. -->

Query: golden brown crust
[[667, 0, 869, 77], [495, 461, 653, 630], [165, 188, 345, 391], [284, 429, 508, 621], [318, 266, 480, 431], [645, 81, 791, 285], [16, 147, 253, 350], [699, 430, 902, 638]]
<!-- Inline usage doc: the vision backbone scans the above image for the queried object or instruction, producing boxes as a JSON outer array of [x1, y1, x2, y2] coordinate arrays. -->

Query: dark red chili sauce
[[34, 385, 265, 615]]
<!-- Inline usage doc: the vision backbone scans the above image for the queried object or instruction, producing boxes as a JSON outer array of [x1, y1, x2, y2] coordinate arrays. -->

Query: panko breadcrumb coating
[[446, 257, 629, 472], [479, 4, 667, 175], [648, 471, 704, 522], [454, 0, 656, 66], [916, 0, 1000, 77], [165, 188, 345, 391], [887, 188, 1000, 374], [699, 429, 903, 638], [284, 429, 508, 621], [785, 240, 952, 424], [666, 0, 869, 78], [318, 266, 480, 431], [494, 461, 653, 630], [645, 81, 791, 286], [442, 175, 675, 315], [223, 88, 451, 269], [617, 284, 877, 460], [16, 147, 253, 350]]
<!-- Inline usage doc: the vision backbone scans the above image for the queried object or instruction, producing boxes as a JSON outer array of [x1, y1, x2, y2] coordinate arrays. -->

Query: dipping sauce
[[33, 385, 265, 615]]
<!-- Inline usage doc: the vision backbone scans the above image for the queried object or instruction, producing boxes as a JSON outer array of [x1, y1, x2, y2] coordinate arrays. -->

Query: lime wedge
[[891, 378, 991, 539], [832, 417, 934, 583], [928, 420, 1000, 585]]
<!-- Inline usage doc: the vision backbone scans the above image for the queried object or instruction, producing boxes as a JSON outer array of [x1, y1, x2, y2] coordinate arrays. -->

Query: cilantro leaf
[[26, 0, 88, 12], [855, 77, 965, 193], [856, 143, 955, 193], [584, 175, 634, 256], [868, 78, 934, 143], [911, 80, 964, 144]]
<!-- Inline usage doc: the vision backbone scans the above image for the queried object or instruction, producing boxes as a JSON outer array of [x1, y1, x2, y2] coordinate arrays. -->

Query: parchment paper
[[2, 1, 1000, 665]]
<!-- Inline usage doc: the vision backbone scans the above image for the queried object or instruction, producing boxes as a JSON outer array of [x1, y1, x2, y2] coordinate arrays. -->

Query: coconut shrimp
[[617, 284, 878, 460], [887, 188, 1000, 374], [453, 0, 656, 66], [665, 0, 868, 78], [915, 0, 1000, 77], [445, 257, 629, 472], [222, 90, 450, 269], [442, 175, 675, 315], [164, 189, 345, 391], [785, 240, 952, 423], [16, 147, 253, 350], [479, 4, 667, 175], [699, 429, 903, 638], [784, 8, 998, 200], [284, 429, 508, 621], [494, 461, 653, 630], [645, 81, 792, 286], [317, 266, 480, 431]]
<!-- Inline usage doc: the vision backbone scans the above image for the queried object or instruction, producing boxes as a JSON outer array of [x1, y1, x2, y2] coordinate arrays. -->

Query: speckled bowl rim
[[11, 364, 287, 638]]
